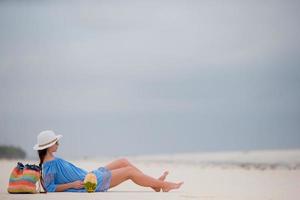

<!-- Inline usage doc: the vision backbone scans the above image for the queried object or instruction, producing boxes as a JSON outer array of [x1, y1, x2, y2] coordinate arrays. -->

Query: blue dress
[[42, 157, 112, 192]]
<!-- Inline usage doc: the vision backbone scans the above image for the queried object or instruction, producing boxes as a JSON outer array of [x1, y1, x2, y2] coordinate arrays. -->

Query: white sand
[[1, 149, 300, 200]]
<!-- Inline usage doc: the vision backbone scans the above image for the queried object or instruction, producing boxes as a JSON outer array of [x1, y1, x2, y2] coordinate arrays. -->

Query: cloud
[[0, 0, 300, 158]]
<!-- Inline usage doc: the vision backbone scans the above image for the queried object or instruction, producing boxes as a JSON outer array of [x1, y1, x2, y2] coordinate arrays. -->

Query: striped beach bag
[[7, 162, 43, 194]]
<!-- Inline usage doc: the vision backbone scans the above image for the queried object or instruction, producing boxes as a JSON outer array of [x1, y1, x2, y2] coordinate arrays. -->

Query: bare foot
[[162, 181, 184, 192], [152, 171, 169, 192]]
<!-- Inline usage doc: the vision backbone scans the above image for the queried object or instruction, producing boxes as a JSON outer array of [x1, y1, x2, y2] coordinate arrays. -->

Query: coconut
[[84, 172, 97, 192]]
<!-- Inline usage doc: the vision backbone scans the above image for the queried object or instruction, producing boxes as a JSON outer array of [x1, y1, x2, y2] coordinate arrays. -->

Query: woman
[[33, 130, 183, 192]]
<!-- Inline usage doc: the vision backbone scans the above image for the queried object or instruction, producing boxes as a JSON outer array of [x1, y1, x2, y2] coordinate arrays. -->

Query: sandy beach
[[1, 149, 299, 200]]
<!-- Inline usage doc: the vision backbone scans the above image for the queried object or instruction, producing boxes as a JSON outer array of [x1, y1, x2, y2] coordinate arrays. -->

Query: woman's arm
[[55, 180, 84, 192]]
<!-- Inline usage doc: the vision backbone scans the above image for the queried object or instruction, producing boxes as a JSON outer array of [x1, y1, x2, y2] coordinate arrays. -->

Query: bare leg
[[105, 158, 169, 191], [105, 158, 143, 172], [109, 166, 183, 192], [155, 171, 169, 192]]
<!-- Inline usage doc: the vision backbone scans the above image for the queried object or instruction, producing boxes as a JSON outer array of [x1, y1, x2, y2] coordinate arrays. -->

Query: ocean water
[[126, 149, 300, 170]]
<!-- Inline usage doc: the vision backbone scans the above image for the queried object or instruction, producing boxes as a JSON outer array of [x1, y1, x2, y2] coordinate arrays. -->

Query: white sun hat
[[33, 130, 63, 150]]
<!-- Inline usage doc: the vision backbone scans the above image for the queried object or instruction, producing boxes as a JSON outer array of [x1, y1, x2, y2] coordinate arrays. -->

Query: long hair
[[38, 149, 47, 192]]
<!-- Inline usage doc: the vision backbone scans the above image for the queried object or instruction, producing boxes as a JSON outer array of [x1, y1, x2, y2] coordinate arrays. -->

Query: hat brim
[[33, 135, 63, 150]]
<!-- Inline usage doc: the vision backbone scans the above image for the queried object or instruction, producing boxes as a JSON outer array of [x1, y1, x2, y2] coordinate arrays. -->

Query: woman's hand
[[71, 180, 84, 189]]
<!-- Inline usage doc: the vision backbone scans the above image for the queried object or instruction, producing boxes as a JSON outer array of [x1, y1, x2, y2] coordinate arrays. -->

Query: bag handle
[[37, 180, 47, 193]]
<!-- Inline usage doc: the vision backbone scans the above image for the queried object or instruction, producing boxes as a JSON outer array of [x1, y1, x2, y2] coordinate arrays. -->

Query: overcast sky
[[0, 0, 300, 159]]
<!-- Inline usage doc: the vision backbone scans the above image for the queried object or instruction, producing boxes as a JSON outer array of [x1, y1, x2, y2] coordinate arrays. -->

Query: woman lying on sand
[[33, 130, 183, 192]]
